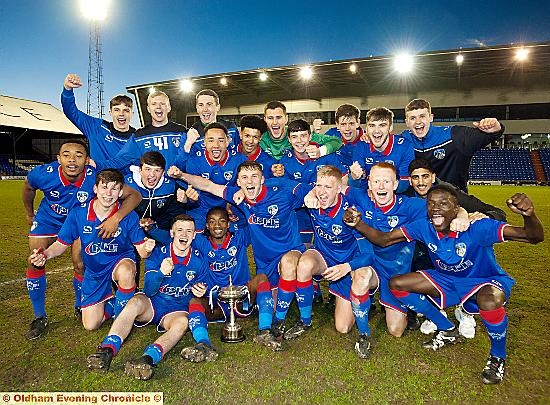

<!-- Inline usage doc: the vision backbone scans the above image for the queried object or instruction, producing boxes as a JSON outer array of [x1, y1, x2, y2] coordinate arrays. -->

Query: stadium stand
[[539, 148, 550, 180], [469, 149, 537, 183]]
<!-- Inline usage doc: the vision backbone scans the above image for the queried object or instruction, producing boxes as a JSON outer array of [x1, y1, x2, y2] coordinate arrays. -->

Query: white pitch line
[[0, 265, 72, 287]]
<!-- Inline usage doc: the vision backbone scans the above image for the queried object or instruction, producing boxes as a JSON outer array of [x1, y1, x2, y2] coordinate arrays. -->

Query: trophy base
[[221, 325, 246, 343]]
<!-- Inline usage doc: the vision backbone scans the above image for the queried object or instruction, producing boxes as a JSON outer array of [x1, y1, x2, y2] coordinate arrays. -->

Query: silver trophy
[[218, 278, 248, 343]]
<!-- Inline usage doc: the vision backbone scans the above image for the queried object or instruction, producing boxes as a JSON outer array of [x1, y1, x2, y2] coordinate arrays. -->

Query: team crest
[[387, 215, 399, 228], [76, 191, 89, 203], [223, 171, 233, 181], [385, 159, 395, 166], [227, 246, 237, 256], [172, 138, 180, 148], [186, 271, 196, 281], [156, 199, 166, 208], [434, 149, 446, 160], [332, 224, 342, 235], [455, 242, 467, 257], [267, 204, 279, 216], [112, 227, 122, 238]]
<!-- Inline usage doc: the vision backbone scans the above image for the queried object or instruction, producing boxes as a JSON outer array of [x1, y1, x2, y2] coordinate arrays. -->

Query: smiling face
[[368, 165, 398, 207], [336, 116, 360, 143], [288, 130, 312, 156], [140, 163, 164, 189], [264, 107, 288, 140], [170, 219, 196, 253], [57, 142, 89, 181], [237, 166, 264, 201], [109, 103, 133, 132], [410, 167, 436, 197], [426, 189, 459, 233], [93, 181, 123, 210], [240, 126, 262, 156], [405, 108, 433, 139], [205, 128, 229, 162], [206, 209, 230, 243], [315, 174, 342, 209], [367, 118, 392, 150], [147, 94, 171, 126], [196, 94, 220, 125]]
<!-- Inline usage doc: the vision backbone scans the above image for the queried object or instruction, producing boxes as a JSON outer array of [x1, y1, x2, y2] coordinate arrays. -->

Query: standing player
[[175, 122, 247, 232], [87, 214, 209, 380], [29, 169, 153, 332], [403, 98, 504, 192], [260, 101, 342, 160], [237, 115, 277, 178], [180, 207, 280, 358], [350, 107, 414, 192], [185, 89, 240, 153], [344, 185, 544, 383], [22, 140, 142, 340], [168, 161, 310, 345], [277, 119, 348, 245], [332, 104, 365, 172], [125, 151, 195, 245], [95, 91, 188, 173], [61, 73, 135, 161]]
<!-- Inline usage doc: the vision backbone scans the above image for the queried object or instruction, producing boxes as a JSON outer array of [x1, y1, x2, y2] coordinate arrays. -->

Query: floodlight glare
[[220, 77, 228, 86], [515, 47, 529, 61], [80, 0, 110, 21], [349, 63, 357, 73], [180, 79, 193, 92], [148, 86, 156, 94], [259, 72, 268, 81], [394, 53, 414, 74], [300, 66, 313, 80], [456, 54, 464, 65]]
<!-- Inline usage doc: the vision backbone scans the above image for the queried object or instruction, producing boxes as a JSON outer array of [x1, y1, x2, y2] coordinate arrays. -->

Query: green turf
[[0, 180, 548, 403]]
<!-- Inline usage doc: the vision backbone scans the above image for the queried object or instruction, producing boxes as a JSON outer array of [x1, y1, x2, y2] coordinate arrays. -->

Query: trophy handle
[[209, 285, 220, 312]]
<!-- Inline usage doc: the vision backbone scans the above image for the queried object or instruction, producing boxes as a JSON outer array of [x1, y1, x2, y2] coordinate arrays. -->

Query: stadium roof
[[126, 41, 550, 123], [0, 95, 82, 135]]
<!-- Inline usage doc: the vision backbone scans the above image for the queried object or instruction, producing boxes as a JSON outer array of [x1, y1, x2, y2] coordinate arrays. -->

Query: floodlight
[[180, 79, 193, 92], [456, 54, 464, 65], [220, 77, 228, 86], [300, 66, 313, 80], [259, 72, 268, 81], [349, 63, 357, 73], [148, 86, 156, 94], [515, 47, 529, 61], [80, 0, 110, 21], [394, 53, 414, 74]]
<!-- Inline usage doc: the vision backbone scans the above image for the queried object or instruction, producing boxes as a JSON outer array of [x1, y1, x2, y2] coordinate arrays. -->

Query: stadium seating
[[469, 149, 536, 182], [539, 148, 550, 180], [0, 156, 45, 176]]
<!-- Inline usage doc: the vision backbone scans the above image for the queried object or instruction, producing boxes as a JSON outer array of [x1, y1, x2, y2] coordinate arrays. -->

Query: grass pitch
[[0, 181, 548, 403]]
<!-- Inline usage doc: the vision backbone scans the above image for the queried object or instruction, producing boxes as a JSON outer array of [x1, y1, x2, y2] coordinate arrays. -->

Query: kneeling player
[[87, 215, 209, 380], [30, 169, 152, 331], [180, 207, 279, 359], [343, 185, 544, 383]]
